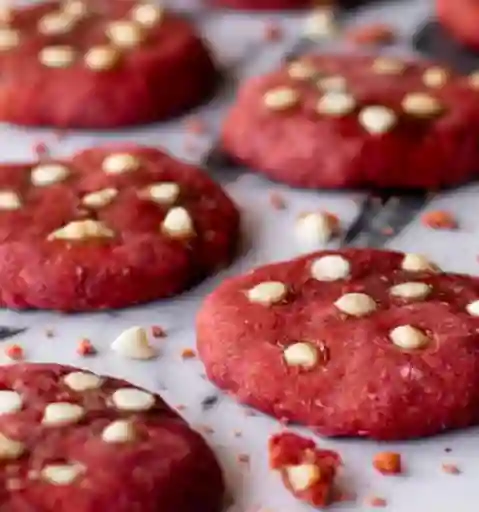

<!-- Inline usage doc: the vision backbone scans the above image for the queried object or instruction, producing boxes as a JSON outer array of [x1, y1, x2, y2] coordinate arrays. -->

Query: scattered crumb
[[421, 210, 457, 230], [185, 116, 207, 136], [44, 328, 55, 338], [269, 191, 287, 210], [244, 409, 257, 417], [345, 23, 396, 45], [5, 344, 24, 361], [32, 141, 49, 159], [442, 463, 461, 475], [233, 429, 243, 438], [151, 325, 166, 338], [380, 226, 394, 236], [365, 495, 388, 508], [237, 453, 250, 467], [175, 404, 187, 411], [373, 452, 402, 475], [76, 338, 96, 356], [181, 348, 197, 360], [444, 447, 452, 453], [334, 490, 357, 503], [264, 21, 282, 42], [199, 424, 215, 435]]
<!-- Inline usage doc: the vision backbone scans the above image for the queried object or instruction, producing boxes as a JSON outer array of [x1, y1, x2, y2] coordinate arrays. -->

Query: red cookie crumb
[[442, 463, 461, 475], [421, 210, 458, 230], [185, 117, 207, 136], [268, 432, 341, 508], [264, 22, 283, 42], [269, 191, 287, 210], [181, 348, 197, 359], [345, 23, 396, 45], [4, 344, 24, 361], [365, 495, 388, 508], [76, 339, 96, 356], [373, 452, 402, 475], [238, 453, 251, 466], [151, 325, 167, 338]]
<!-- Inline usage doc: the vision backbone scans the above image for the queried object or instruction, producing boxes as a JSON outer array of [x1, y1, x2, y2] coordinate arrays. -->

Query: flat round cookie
[[0, 145, 240, 311], [0, 363, 224, 512], [0, 0, 218, 128], [197, 249, 479, 440], [221, 54, 479, 190], [437, 0, 479, 51]]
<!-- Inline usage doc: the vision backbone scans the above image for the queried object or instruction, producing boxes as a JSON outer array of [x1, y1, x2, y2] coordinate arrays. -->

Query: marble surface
[[2, 1, 479, 511]]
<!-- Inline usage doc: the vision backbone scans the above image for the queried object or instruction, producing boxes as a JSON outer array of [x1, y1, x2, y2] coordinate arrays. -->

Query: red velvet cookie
[[221, 54, 479, 190], [0, 1, 217, 128], [197, 249, 479, 440], [0, 145, 240, 311], [437, 0, 479, 52], [269, 432, 340, 507], [0, 363, 224, 512]]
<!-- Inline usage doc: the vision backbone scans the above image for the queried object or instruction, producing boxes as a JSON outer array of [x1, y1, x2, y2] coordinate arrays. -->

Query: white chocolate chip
[[41, 464, 84, 486], [317, 92, 356, 116], [283, 342, 318, 369], [62, 0, 87, 18], [466, 300, 479, 316], [0, 434, 24, 460], [112, 388, 155, 412], [111, 326, 157, 360], [390, 282, 431, 300], [63, 372, 103, 392], [42, 402, 85, 426], [0, 27, 19, 50], [247, 281, 287, 306], [334, 293, 376, 317], [288, 61, 317, 80], [311, 255, 350, 281], [317, 75, 347, 92], [0, 6, 12, 24], [102, 420, 136, 443], [303, 7, 336, 40], [0, 391, 22, 415], [372, 57, 405, 75], [402, 93, 442, 117], [162, 207, 194, 238], [0, 190, 21, 210], [263, 87, 300, 111], [82, 188, 118, 208], [107, 21, 144, 48], [38, 11, 77, 35], [131, 3, 163, 27], [84, 45, 120, 71], [286, 464, 321, 491], [39, 46, 76, 68], [359, 105, 397, 134], [390, 325, 429, 350], [48, 220, 115, 241], [469, 71, 479, 89], [295, 212, 334, 250], [143, 182, 180, 205], [31, 163, 69, 186], [423, 66, 448, 88], [102, 153, 140, 174], [401, 253, 438, 272]]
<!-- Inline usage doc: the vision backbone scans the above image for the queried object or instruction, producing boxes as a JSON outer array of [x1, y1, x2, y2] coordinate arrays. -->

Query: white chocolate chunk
[[144, 182, 180, 205], [390, 325, 429, 350], [311, 255, 350, 281], [42, 402, 85, 426], [131, 3, 163, 27], [82, 188, 117, 208], [41, 464, 84, 485], [31, 163, 69, 186], [102, 153, 140, 174], [317, 92, 356, 116], [0, 6, 12, 24], [317, 75, 347, 92], [0, 391, 22, 415], [102, 420, 136, 443], [372, 57, 405, 75], [112, 388, 155, 411], [469, 71, 479, 89], [334, 293, 376, 317], [0, 433, 24, 460], [423, 66, 448, 88], [264, 87, 299, 111], [401, 253, 438, 272], [162, 207, 194, 238], [39, 46, 76, 68], [38, 11, 77, 35], [286, 464, 321, 491], [48, 220, 115, 241], [288, 61, 317, 80], [0, 190, 21, 210], [284, 342, 318, 369], [466, 300, 479, 316], [390, 282, 431, 300], [359, 106, 397, 134], [62, 0, 87, 18], [247, 281, 287, 306], [107, 21, 144, 48], [0, 27, 19, 51], [63, 372, 103, 392], [402, 93, 442, 117], [84, 45, 120, 71], [295, 212, 334, 249], [303, 7, 336, 40], [111, 326, 157, 360]]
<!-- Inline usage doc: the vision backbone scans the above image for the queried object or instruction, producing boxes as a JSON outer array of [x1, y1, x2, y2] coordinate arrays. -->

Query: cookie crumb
[[199, 424, 215, 435], [442, 463, 461, 475], [373, 452, 402, 475], [264, 21, 282, 42], [238, 453, 250, 467], [76, 338, 96, 356], [444, 447, 452, 453], [185, 116, 207, 136], [380, 226, 394, 236], [181, 348, 197, 359], [421, 210, 457, 230], [345, 23, 396, 46], [44, 328, 55, 338], [32, 141, 50, 160], [269, 191, 287, 210], [151, 325, 166, 338], [365, 495, 388, 507], [4, 344, 24, 361], [233, 429, 243, 438], [176, 404, 187, 411]]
